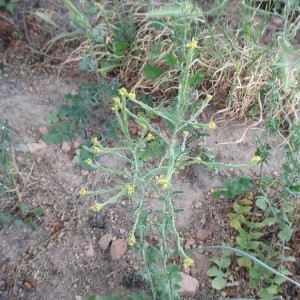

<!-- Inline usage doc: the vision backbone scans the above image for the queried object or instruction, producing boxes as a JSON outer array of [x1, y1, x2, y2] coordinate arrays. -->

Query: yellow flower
[[118, 87, 128, 97], [208, 121, 216, 130], [112, 97, 121, 104], [92, 146, 101, 154], [90, 202, 101, 212], [156, 175, 168, 190], [127, 235, 136, 247], [179, 166, 185, 170], [194, 156, 202, 164], [127, 92, 136, 101], [173, 139, 179, 145], [183, 131, 190, 138], [85, 158, 93, 165], [186, 39, 198, 51], [111, 105, 119, 112], [127, 185, 135, 196], [91, 137, 98, 144], [205, 94, 213, 102], [183, 257, 194, 268], [251, 155, 262, 164], [79, 187, 87, 196], [146, 133, 154, 141], [185, 3, 192, 10]]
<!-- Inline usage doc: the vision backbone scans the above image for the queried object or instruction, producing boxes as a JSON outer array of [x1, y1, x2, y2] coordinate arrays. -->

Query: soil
[[0, 1, 298, 300]]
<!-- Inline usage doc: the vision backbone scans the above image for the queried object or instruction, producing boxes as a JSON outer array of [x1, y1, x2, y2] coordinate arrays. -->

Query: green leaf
[[249, 266, 260, 279], [278, 228, 293, 242], [143, 63, 164, 80], [249, 232, 263, 239], [249, 106, 260, 117], [164, 53, 177, 67], [255, 196, 268, 210], [211, 276, 227, 290], [113, 41, 130, 54], [0, 213, 13, 222], [19, 202, 29, 216], [273, 275, 287, 285], [257, 288, 274, 299], [45, 111, 59, 123], [238, 256, 252, 268], [207, 266, 225, 277], [34, 207, 44, 218], [5, 2, 15, 13], [210, 258, 231, 269], [189, 70, 204, 87]]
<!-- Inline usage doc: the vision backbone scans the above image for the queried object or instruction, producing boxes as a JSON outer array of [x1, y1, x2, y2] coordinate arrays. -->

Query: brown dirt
[[0, 1, 298, 300]]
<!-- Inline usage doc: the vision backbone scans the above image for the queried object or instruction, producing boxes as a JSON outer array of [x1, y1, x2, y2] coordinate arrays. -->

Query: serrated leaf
[[249, 232, 263, 239], [164, 53, 177, 67], [143, 63, 164, 80], [273, 275, 287, 285], [45, 111, 59, 123], [113, 41, 130, 54], [189, 70, 204, 87], [211, 276, 227, 290], [249, 266, 260, 279], [207, 266, 224, 277], [34, 207, 44, 218]]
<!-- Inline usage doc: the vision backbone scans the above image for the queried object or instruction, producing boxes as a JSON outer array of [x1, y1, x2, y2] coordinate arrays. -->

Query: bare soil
[[0, 1, 298, 300]]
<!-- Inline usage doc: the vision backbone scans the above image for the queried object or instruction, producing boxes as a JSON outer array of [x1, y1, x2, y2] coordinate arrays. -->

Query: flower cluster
[[79, 187, 87, 196], [146, 133, 154, 141], [251, 155, 262, 164], [90, 202, 101, 212], [127, 235, 136, 247], [156, 175, 168, 190], [118, 87, 136, 100], [194, 156, 202, 164], [127, 185, 135, 196], [183, 257, 194, 268], [208, 121, 216, 130], [183, 131, 190, 138], [186, 39, 198, 51]]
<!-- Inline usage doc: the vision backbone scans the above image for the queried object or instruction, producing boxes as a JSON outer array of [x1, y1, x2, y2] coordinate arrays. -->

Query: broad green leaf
[[238, 256, 252, 268], [249, 232, 263, 239], [143, 63, 164, 80], [210, 258, 231, 269], [249, 266, 260, 279], [255, 196, 268, 210], [211, 276, 227, 290], [257, 288, 274, 299], [45, 111, 59, 123], [266, 284, 280, 295], [278, 228, 293, 242], [207, 266, 224, 277], [273, 275, 287, 285]]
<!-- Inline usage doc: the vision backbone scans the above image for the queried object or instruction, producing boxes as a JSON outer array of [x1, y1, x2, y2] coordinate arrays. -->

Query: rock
[[184, 238, 196, 250], [74, 296, 82, 300], [19, 140, 47, 153], [39, 126, 48, 135], [62, 141, 71, 153], [179, 272, 199, 294], [194, 202, 202, 209], [85, 243, 95, 258], [196, 229, 211, 241], [98, 233, 113, 251], [110, 239, 127, 260]]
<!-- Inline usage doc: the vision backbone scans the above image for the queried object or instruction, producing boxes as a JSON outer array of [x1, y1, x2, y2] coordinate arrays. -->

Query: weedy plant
[[0, 122, 43, 231], [38, 0, 300, 298]]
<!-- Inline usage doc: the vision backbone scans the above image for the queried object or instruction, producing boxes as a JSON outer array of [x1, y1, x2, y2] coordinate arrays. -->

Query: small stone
[[184, 238, 196, 250], [39, 126, 48, 135], [119, 228, 126, 235], [179, 272, 199, 294], [194, 202, 202, 209], [196, 229, 211, 241], [110, 239, 127, 260], [25, 141, 47, 153], [62, 141, 71, 153], [81, 170, 89, 176], [190, 267, 198, 277], [85, 243, 95, 258], [74, 296, 82, 300], [221, 291, 227, 297], [182, 267, 191, 275], [121, 201, 126, 206], [272, 16, 283, 27], [98, 233, 113, 251]]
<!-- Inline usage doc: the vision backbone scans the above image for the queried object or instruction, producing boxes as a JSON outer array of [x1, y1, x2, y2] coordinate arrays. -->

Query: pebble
[[98, 233, 113, 251], [179, 272, 199, 294], [196, 229, 211, 241], [194, 202, 202, 209], [110, 239, 127, 260], [184, 238, 195, 250], [85, 242, 95, 258], [62, 141, 71, 153], [74, 296, 82, 300]]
